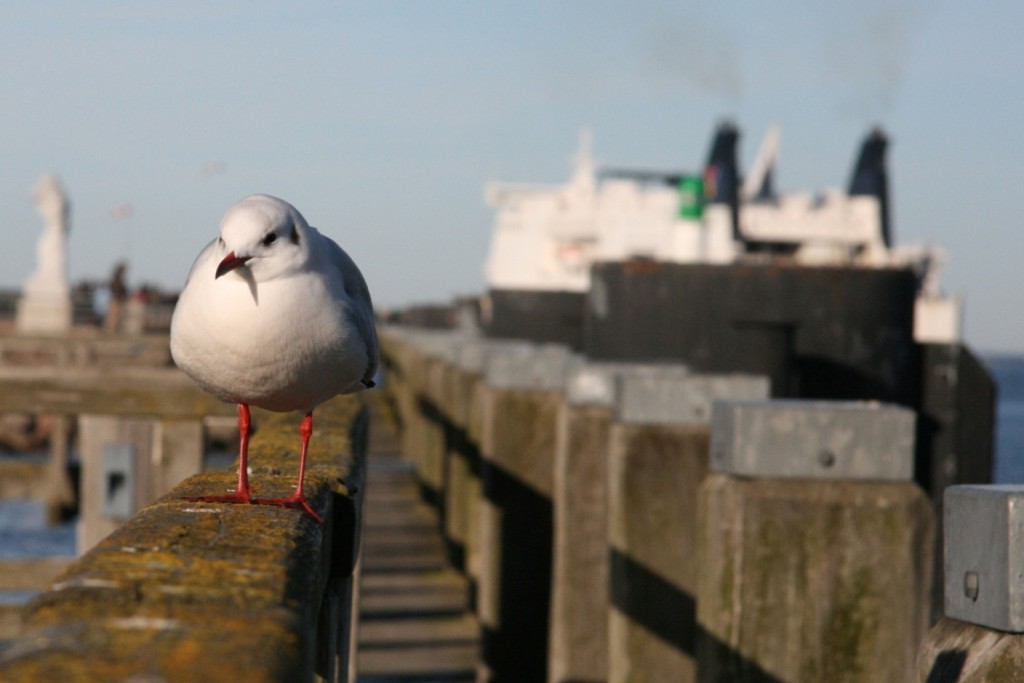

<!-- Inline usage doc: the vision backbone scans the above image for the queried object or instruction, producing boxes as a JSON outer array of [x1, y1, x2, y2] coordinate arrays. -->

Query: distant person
[[104, 262, 128, 333]]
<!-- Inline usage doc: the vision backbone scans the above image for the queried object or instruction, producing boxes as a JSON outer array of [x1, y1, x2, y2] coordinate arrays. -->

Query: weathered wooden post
[[606, 373, 769, 683], [698, 400, 933, 682], [477, 342, 576, 682], [917, 485, 1024, 682]]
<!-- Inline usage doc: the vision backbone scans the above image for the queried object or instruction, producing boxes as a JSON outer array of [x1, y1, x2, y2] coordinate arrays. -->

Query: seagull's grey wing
[[319, 231, 379, 384]]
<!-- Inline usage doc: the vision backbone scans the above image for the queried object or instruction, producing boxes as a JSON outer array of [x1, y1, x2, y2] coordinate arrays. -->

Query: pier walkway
[[357, 416, 478, 682]]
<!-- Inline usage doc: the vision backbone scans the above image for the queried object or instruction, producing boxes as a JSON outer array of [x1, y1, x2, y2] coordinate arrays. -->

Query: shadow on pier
[[357, 416, 479, 682]]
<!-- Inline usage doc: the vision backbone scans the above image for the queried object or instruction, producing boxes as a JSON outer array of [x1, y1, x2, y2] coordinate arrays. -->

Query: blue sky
[[2, 1, 1023, 351]]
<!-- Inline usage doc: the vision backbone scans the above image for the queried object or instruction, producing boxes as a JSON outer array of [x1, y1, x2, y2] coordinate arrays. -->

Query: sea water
[[0, 499, 75, 559], [0, 497, 76, 605], [988, 355, 1024, 483]]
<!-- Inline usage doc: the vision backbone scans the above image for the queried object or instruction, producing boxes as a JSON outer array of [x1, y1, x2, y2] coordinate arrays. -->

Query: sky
[[1, 1, 1023, 352]]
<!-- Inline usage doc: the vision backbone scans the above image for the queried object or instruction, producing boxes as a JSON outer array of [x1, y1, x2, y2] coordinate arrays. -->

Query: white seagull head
[[214, 194, 311, 283]]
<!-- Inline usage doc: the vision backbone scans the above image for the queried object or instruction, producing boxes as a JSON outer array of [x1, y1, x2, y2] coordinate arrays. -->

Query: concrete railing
[[0, 396, 367, 683], [0, 332, 172, 368], [0, 364, 238, 549], [382, 325, 938, 682]]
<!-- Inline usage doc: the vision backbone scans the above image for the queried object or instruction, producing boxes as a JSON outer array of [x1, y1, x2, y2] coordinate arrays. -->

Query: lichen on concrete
[[698, 474, 933, 683], [0, 395, 366, 682]]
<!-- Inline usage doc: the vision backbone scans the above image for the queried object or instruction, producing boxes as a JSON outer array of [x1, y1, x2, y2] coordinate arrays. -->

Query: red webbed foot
[[253, 494, 323, 524]]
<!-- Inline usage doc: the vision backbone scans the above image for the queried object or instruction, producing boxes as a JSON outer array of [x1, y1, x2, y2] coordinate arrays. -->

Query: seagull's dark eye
[[262, 233, 278, 247]]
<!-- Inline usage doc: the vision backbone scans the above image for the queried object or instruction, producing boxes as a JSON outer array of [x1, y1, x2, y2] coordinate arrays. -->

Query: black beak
[[215, 251, 252, 279]]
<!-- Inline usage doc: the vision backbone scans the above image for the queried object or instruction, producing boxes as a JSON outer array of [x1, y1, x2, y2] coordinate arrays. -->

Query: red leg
[[254, 412, 323, 523], [185, 403, 254, 505]]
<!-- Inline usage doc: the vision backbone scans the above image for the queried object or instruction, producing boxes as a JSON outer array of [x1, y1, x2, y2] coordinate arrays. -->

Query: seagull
[[170, 194, 379, 523]]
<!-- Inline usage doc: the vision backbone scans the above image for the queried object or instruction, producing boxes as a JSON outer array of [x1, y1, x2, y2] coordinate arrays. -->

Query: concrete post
[[477, 342, 576, 682], [43, 414, 75, 524], [416, 353, 448, 509], [384, 331, 423, 472], [918, 485, 1024, 682], [436, 337, 572, 638], [385, 329, 452, 511], [438, 339, 488, 573], [549, 362, 690, 683], [151, 419, 204, 499], [398, 334, 444, 507], [384, 330, 493, 593], [698, 400, 933, 682], [76, 414, 155, 552], [463, 342, 511, 597], [438, 339, 486, 429], [407, 331, 475, 515], [550, 367, 616, 683], [607, 374, 769, 683]]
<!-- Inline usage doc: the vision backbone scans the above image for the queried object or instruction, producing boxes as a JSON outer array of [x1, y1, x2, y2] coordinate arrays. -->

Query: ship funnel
[[848, 127, 891, 247], [703, 121, 741, 239]]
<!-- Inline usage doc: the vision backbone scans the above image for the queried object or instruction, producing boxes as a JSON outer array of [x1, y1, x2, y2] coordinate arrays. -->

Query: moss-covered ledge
[[0, 395, 368, 683]]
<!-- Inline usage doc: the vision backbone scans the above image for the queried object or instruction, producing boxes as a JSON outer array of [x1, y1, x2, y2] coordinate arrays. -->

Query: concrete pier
[[374, 327, 964, 682], [0, 319, 982, 681]]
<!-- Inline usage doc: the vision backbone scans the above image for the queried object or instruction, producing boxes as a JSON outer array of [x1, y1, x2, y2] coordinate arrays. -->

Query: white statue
[[25, 175, 70, 296], [16, 174, 72, 334]]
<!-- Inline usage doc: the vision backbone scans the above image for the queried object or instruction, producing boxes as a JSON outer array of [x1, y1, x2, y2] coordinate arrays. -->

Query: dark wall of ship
[[482, 261, 995, 505]]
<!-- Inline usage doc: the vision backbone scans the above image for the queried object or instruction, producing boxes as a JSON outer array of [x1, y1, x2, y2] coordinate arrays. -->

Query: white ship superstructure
[[484, 131, 689, 293], [483, 122, 960, 342]]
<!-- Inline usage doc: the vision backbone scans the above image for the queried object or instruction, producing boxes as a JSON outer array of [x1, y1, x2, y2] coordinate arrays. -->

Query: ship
[[482, 122, 960, 349]]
